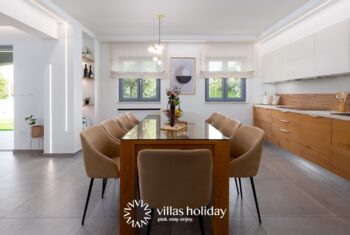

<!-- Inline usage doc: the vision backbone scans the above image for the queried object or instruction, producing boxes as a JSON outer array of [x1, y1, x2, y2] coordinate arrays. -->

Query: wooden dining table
[[119, 113, 230, 235]]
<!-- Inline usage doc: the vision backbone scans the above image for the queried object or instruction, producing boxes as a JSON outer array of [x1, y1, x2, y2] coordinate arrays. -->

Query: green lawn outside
[[0, 119, 14, 131]]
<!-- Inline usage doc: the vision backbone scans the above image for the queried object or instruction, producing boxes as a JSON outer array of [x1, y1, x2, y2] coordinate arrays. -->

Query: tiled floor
[[0, 143, 350, 235]]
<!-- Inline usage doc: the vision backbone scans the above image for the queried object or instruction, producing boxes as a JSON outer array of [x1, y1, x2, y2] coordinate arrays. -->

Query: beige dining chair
[[206, 112, 221, 124], [125, 112, 140, 125], [101, 119, 128, 142], [229, 125, 265, 224], [116, 114, 134, 130], [80, 125, 121, 225], [211, 113, 230, 130], [138, 149, 213, 235], [220, 118, 241, 138]]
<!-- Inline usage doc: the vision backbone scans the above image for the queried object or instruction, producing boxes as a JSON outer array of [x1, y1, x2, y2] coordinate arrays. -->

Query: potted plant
[[83, 97, 90, 106], [25, 115, 44, 138]]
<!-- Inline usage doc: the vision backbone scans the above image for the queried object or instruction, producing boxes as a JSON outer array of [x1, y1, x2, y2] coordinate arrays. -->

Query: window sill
[[204, 102, 250, 104]]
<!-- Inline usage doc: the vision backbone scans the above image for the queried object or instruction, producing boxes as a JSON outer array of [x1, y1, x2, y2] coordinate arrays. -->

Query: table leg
[[120, 141, 137, 235], [212, 141, 229, 235]]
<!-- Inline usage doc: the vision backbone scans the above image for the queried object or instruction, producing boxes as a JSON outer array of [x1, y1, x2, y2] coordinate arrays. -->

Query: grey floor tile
[[0, 218, 81, 235], [263, 216, 350, 235], [230, 217, 267, 235]]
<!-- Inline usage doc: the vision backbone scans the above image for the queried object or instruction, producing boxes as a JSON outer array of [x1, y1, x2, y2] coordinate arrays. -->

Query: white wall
[[98, 42, 262, 125], [259, 0, 350, 94]]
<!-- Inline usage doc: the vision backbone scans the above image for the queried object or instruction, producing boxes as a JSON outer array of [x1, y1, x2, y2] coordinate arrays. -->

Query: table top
[[121, 112, 229, 140]]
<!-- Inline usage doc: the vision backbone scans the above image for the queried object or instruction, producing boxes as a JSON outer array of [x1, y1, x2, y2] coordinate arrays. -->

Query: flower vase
[[170, 103, 176, 127]]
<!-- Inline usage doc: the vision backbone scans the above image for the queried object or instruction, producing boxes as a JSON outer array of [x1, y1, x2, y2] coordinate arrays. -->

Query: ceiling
[[50, 0, 327, 41]]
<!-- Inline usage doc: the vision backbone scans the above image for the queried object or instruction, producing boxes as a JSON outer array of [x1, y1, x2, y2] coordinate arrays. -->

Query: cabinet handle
[[280, 119, 290, 123], [308, 114, 319, 118], [279, 128, 290, 133]]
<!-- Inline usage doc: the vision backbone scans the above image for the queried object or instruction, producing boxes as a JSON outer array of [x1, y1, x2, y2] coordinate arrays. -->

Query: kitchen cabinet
[[283, 34, 314, 80], [253, 107, 272, 140], [332, 119, 350, 179], [261, 48, 283, 83], [314, 20, 349, 76], [253, 106, 350, 180], [261, 18, 350, 83]]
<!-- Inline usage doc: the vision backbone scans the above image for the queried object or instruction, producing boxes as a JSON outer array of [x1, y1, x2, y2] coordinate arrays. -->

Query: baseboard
[[12, 149, 44, 154], [43, 149, 82, 157]]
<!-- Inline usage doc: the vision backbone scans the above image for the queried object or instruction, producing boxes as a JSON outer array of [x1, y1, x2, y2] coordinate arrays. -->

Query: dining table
[[119, 112, 230, 235]]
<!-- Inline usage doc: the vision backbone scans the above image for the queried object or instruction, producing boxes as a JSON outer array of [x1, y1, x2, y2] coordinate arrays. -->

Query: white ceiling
[[50, 0, 327, 41], [0, 26, 38, 41]]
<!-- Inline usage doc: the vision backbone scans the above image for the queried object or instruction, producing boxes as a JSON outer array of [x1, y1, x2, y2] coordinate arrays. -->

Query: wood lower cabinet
[[332, 120, 350, 179], [253, 106, 350, 180], [253, 107, 272, 141]]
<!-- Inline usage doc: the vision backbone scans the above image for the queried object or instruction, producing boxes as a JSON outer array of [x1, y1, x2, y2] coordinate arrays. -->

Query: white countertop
[[254, 104, 350, 121]]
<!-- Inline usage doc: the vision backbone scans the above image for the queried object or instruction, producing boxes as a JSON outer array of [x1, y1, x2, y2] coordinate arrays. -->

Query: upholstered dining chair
[[138, 149, 213, 235], [211, 113, 230, 130], [229, 125, 265, 224], [220, 118, 241, 138], [101, 119, 128, 142], [80, 125, 121, 225], [116, 114, 134, 130], [125, 112, 140, 125], [206, 112, 221, 124]]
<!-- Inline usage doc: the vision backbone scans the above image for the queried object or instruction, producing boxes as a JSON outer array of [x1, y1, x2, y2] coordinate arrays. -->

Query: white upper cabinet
[[262, 48, 283, 83], [283, 34, 314, 80], [314, 20, 349, 76], [261, 18, 350, 83]]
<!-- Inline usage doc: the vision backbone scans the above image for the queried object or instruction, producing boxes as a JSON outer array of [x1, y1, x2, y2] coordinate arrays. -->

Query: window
[[119, 78, 160, 102], [205, 78, 246, 102], [204, 59, 246, 102]]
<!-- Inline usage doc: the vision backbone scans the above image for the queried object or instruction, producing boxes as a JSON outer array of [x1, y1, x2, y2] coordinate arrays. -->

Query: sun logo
[[123, 200, 152, 228]]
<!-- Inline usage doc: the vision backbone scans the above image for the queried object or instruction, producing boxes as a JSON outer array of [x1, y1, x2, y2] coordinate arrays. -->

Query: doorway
[[0, 46, 14, 150]]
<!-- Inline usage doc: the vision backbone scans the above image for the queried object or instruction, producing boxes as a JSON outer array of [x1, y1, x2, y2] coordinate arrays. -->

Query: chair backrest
[[80, 125, 120, 178], [229, 125, 265, 178], [138, 149, 213, 209], [101, 119, 127, 142], [211, 114, 230, 130], [206, 112, 221, 124], [125, 112, 140, 125], [221, 118, 241, 138], [116, 114, 134, 130]]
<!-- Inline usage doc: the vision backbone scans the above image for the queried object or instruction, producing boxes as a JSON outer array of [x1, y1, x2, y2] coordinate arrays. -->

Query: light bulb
[[147, 46, 153, 53], [157, 60, 162, 65], [153, 56, 158, 62]]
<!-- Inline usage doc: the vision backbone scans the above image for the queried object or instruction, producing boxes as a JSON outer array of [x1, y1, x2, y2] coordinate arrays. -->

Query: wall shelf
[[82, 55, 94, 63]]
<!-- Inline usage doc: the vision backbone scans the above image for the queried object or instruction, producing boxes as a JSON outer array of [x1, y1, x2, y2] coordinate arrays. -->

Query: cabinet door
[[283, 34, 314, 80], [262, 48, 283, 83], [314, 20, 349, 76]]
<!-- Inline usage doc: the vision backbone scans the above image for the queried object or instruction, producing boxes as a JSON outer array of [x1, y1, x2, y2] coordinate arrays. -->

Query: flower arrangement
[[164, 87, 183, 120], [166, 87, 181, 106]]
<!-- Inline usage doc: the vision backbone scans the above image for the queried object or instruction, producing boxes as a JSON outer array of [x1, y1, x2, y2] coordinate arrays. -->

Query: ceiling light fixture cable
[[148, 14, 165, 65]]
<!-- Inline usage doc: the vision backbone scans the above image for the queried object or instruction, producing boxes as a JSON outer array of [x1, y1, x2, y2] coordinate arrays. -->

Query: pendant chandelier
[[148, 14, 165, 65]]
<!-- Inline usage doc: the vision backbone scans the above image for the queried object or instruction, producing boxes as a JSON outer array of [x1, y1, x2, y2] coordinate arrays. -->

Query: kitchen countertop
[[254, 104, 350, 121]]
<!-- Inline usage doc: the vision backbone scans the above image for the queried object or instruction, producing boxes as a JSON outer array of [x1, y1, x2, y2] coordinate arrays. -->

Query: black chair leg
[[234, 178, 240, 195], [199, 215, 205, 235], [147, 209, 154, 235], [250, 177, 262, 224], [238, 178, 243, 199], [82, 178, 94, 225], [102, 178, 107, 198]]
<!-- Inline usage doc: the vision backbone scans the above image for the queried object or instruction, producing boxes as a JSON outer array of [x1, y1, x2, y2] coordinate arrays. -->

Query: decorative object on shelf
[[83, 64, 88, 77], [147, 14, 165, 65], [83, 97, 90, 106], [170, 57, 196, 95], [25, 115, 44, 150], [336, 92, 348, 112], [88, 65, 93, 78], [272, 95, 281, 105], [82, 47, 93, 58]]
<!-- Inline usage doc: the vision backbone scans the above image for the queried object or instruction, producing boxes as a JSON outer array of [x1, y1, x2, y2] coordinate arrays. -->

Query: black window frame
[[119, 78, 161, 102], [205, 77, 246, 102]]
